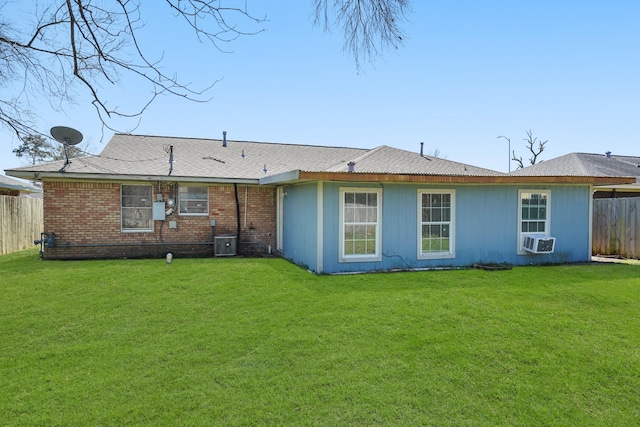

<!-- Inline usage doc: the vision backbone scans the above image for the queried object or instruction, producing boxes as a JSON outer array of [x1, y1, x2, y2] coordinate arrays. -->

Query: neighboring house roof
[[509, 152, 640, 192], [509, 152, 640, 177], [4, 134, 635, 186], [0, 174, 42, 194]]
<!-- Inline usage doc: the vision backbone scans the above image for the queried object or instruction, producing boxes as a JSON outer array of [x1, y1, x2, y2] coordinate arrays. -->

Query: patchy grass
[[1, 249, 639, 426]]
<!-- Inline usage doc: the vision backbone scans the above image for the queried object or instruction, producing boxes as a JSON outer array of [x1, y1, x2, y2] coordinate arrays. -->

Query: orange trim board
[[296, 171, 636, 185]]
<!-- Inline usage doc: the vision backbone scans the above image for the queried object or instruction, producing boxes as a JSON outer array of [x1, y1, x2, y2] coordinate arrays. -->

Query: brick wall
[[42, 180, 276, 259]]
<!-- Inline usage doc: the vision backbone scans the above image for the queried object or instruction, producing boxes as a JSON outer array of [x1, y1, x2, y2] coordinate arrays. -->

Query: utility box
[[214, 235, 237, 256], [153, 202, 165, 220]]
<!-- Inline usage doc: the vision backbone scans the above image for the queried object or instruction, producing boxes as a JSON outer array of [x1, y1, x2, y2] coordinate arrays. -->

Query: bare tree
[[1, 1, 411, 142], [509, 130, 548, 169], [0, 0, 266, 140], [314, 0, 410, 68]]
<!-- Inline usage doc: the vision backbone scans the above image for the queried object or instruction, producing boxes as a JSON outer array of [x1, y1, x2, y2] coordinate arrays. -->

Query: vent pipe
[[168, 145, 174, 176], [347, 161, 356, 172], [420, 142, 424, 157], [605, 151, 611, 158], [223, 131, 227, 147]]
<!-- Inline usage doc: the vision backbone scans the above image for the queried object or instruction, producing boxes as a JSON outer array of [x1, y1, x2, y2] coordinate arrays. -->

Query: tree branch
[[0, 0, 265, 140], [314, 0, 410, 68]]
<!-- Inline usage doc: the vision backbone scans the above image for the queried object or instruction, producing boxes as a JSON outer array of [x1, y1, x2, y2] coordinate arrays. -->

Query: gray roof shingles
[[6, 133, 504, 180], [509, 152, 640, 178]]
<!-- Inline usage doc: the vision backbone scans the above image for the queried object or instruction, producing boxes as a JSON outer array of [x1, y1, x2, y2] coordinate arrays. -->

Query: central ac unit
[[523, 234, 555, 254], [214, 235, 237, 256]]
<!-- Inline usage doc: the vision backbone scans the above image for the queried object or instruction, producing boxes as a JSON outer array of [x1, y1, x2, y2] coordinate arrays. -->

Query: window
[[339, 188, 382, 262], [417, 190, 455, 259], [121, 185, 153, 232], [179, 186, 208, 215], [518, 190, 551, 252]]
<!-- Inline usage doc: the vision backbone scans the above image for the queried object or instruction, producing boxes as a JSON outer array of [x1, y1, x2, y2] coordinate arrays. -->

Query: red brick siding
[[235, 185, 277, 256], [41, 180, 276, 259]]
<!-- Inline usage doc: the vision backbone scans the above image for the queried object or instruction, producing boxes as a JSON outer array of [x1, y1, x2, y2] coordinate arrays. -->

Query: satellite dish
[[50, 126, 83, 146], [51, 126, 83, 171]]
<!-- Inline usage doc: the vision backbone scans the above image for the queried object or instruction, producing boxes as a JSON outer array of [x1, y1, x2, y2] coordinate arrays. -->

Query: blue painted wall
[[282, 181, 592, 273], [281, 182, 318, 271]]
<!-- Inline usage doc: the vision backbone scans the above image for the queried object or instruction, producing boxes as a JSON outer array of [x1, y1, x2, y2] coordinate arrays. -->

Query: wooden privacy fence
[[0, 196, 43, 255], [593, 198, 640, 259]]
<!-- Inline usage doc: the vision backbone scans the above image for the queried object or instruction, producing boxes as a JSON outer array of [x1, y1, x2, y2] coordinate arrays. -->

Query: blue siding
[[315, 182, 591, 273], [455, 186, 516, 265], [279, 181, 592, 274], [548, 185, 591, 262], [282, 182, 318, 271]]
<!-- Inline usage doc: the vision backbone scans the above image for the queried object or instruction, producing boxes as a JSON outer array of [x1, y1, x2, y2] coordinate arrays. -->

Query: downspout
[[588, 184, 594, 260], [234, 183, 241, 254], [317, 181, 324, 274]]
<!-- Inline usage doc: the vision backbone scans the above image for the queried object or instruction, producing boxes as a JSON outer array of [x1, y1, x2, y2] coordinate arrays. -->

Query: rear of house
[[5, 134, 633, 272]]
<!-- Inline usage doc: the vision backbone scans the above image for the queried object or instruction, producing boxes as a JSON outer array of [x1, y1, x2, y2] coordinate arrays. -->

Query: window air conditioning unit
[[523, 234, 556, 254]]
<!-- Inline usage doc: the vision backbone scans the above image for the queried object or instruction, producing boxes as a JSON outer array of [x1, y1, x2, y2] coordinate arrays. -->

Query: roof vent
[[223, 131, 227, 147], [420, 142, 424, 157], [605, 151, 611, 158], [347, 161, 356, 172]]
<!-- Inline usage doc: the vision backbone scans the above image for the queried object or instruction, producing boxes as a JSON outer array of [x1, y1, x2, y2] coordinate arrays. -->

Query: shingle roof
[[0, 174, 42, 193], [509, 152, 640, 178], [5, 133, 504, 181], [323, 145, 500, 175]]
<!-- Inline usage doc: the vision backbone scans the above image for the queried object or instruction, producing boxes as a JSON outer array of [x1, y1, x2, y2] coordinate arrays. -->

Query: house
[[5, 133, 634, 273], [0, 174, 42, 197], [509, 152, 640, 198]]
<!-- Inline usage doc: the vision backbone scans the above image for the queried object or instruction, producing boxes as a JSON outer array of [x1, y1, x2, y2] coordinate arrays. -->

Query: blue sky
[[2, 1, 639, 175]]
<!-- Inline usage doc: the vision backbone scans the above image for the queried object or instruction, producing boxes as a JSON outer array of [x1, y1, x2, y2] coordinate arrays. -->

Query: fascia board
[[5, 170, 260, 185]]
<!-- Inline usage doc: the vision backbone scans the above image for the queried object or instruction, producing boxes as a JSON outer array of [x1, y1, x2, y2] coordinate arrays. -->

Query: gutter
[[4, 170, 260, 185]]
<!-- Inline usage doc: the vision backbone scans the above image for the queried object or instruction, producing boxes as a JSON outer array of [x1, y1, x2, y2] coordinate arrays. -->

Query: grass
[[1, 249, 639, 426]]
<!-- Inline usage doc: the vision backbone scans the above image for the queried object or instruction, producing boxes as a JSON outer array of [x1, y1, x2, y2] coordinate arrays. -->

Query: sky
[[2, 1, 639, 176]]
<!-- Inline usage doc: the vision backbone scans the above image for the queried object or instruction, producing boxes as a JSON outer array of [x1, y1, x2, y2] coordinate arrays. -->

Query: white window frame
[[517, 189, 551, 254], [178, 185, 209, 216], [121, 184, 153, 232], [339, 187, 382, 263], [417, 189, 455, 259]]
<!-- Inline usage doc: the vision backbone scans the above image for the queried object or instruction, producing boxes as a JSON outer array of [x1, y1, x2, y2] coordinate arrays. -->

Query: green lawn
[[1, 249, 639, 426]]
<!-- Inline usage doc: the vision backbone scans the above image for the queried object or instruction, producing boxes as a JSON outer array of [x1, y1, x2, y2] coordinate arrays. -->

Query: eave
[[5, 170, 260, 185], [0, 183, 41, 193], [262, 170, 637, 186], [8, 168, 636, 187], [594, 181, 640, 192]]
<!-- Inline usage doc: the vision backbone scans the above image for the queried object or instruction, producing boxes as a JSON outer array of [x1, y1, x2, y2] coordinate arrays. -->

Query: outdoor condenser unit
[[214, 235, 237, 256], [523, 234, 556, 254]]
